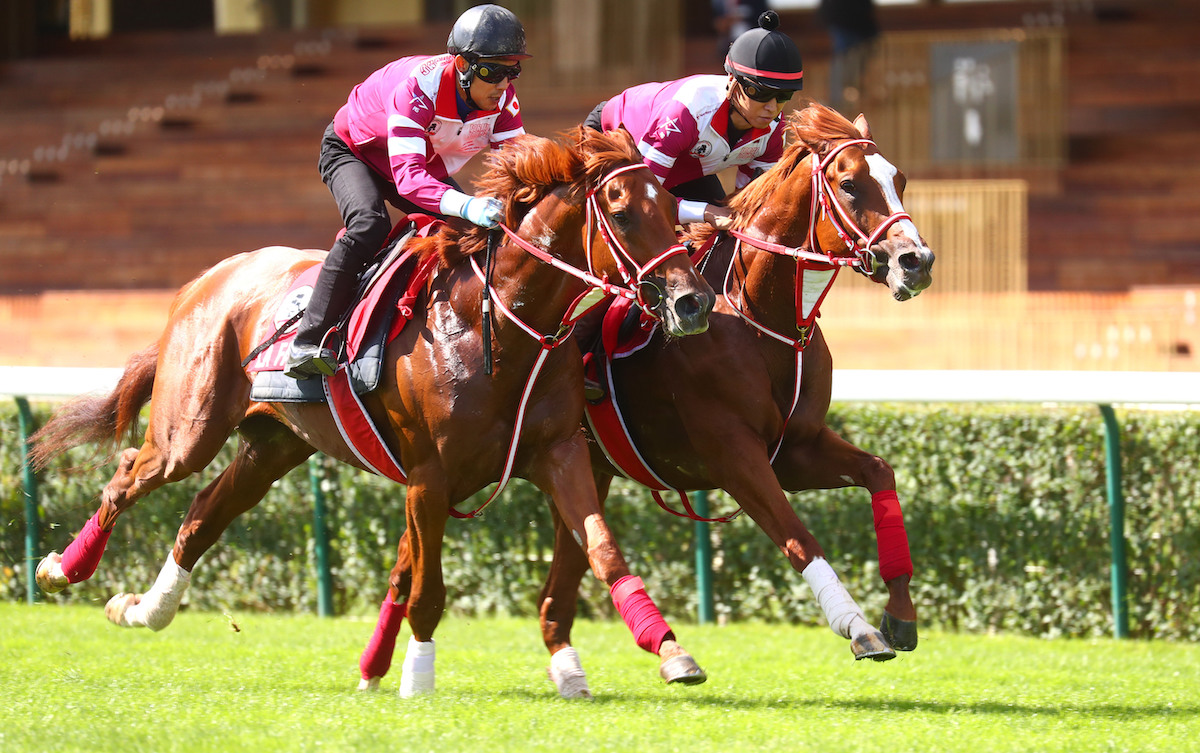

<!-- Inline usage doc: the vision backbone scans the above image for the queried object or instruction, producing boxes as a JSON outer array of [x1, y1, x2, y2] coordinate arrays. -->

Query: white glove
[[462, 196, 504, 228]]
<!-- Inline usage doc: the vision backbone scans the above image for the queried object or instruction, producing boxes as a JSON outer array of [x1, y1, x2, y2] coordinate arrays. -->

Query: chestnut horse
[[30, 128, 715, 695], [548, 103, 935, 677], [368, 103, 935, 696]]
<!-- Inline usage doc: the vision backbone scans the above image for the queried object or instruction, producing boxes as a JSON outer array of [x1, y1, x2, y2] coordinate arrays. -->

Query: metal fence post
[[692, 490, 715, 624], [15, 397, 40, 605], [308, 455, 334, 617], [1098, 404, 1129, 639]]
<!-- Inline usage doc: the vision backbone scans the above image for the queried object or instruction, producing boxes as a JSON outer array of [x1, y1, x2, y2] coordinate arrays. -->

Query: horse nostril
[[899, 252, 921, 271], [675, 293, 704, 323]]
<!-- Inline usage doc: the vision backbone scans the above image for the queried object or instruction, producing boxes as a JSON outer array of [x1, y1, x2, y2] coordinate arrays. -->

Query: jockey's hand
[[463, 196, 505, 228], [704, 204, 734, 230]]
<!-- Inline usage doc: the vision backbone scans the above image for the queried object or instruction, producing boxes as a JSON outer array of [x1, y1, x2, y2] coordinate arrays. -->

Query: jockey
[[583, 10, 803, 229], [286, 4, 530, 379]]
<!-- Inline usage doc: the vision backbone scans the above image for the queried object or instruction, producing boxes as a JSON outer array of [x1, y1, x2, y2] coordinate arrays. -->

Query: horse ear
[[854, 113, 873, 140]]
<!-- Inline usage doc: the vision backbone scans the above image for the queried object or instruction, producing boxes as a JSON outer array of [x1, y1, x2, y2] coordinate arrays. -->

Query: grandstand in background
[[1, 0, 1197, 371]]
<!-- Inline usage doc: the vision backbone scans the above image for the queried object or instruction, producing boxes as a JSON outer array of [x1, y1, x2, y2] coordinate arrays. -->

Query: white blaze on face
[[644, 181, 659, 204], [864, 153, 923, 245]]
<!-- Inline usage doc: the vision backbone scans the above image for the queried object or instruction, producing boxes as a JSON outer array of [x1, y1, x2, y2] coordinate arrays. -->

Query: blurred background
[[1, 0, 1197, 372]]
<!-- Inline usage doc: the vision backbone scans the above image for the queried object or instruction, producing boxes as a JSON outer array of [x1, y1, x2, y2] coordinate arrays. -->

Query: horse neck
[[727, 160, 819, 336], [486, 199, 591, 346]]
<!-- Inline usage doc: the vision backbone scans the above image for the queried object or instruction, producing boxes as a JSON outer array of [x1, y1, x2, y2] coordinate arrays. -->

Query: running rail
[[6, 366, 1197, 636]]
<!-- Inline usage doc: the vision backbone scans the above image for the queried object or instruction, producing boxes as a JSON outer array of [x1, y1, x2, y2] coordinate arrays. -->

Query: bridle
[[453, 162, 688, 518]]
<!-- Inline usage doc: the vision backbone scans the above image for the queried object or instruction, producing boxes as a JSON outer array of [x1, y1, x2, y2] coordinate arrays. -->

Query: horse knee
[[861, 455, 895, 490]]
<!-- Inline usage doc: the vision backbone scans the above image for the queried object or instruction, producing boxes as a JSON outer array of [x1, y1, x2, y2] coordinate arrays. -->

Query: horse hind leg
[[37, 436, 189, 594], [106, 415, 314, 631], [357, 533, 414, 691]]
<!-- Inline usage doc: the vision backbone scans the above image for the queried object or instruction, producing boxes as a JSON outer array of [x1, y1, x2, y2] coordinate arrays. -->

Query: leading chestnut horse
[[546, 102, 935, 685], [30, 128, 715, 695], [369, 102, 935, 697]]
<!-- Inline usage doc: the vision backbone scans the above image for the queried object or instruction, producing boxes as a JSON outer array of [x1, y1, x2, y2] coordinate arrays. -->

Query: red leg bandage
[[871, 490, 913, 582], [610, 575, 672, 655], [60, 513, 112, 583], [360, 597, 408, 680]]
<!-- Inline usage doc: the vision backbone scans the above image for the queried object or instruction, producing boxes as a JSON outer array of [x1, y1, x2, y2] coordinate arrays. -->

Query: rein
[[450, 163, 688, 519]]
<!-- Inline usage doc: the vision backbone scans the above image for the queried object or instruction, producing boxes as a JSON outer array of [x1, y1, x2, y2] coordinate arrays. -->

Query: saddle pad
[[247, 219, 441, 403]]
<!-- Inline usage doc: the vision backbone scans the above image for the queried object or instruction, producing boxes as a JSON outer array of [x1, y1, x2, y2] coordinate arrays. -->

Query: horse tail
[[29, 344, 159, 471]]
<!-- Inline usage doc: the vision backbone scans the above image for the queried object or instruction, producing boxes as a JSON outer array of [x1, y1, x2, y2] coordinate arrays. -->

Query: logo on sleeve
[[410, 94, 430, 113], [689, 141, 712, 158], [651, 117, 682, 141], [506, 96, 521, 117]]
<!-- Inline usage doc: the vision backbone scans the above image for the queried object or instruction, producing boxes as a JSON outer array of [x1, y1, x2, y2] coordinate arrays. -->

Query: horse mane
[[416, 127, 643, 268], [686, 100, 865, 244]]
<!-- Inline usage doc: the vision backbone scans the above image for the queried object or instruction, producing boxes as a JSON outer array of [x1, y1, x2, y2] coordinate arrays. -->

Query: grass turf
[[1, 603, 1196, 752]]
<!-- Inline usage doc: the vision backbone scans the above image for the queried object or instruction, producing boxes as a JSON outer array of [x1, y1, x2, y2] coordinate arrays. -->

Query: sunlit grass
[[2, 603, 1196, 752]]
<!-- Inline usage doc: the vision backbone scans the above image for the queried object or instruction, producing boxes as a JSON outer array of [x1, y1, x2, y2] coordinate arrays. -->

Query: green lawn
[[1, 603, 1195, 752]]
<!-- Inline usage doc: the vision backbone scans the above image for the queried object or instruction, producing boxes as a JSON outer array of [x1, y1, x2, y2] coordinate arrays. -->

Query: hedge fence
[[2, 401, 1197, 640]]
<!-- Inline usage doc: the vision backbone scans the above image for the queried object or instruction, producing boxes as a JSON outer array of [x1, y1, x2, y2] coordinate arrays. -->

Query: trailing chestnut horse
[[368, 102, 935, 697], [30, 128, 715, 695]]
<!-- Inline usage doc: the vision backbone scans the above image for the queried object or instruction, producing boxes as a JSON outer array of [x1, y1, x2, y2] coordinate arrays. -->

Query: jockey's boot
[[583, 378, 605, 403], [285, 342, 337, 379], [285, 260, 354, 380]]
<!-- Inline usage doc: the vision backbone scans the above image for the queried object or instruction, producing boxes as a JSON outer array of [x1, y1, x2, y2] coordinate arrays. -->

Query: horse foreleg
[[106, 417, 313, 631], [775, 425, 917, 649], [357, 533, 413, 691], [530, 438, 706, 687]]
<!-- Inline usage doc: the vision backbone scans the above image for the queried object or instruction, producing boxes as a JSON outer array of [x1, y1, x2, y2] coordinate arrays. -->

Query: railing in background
[[838, 179, 1028, 295], [8, 366, 1198, 640]]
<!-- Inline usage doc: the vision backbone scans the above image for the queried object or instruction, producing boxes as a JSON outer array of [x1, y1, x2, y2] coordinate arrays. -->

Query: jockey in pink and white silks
[[583, 10, 804, 230], [285, 4, 530, 379]]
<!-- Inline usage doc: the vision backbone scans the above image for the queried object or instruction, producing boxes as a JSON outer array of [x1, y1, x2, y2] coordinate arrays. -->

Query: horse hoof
[[105, 593, 139, 627], [851, 629, 897, 662], [880, 612, 918, 651], [659, 654, 708, 685], [36, 552, 69, 594], [357, 677, 381, 692]]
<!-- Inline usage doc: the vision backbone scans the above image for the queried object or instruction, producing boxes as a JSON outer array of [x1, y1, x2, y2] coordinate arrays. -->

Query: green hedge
[[2, 401, 1197, 640]]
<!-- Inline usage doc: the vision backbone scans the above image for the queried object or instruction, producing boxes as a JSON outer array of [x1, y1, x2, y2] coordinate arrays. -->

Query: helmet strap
[[454, 55, 477, 98]]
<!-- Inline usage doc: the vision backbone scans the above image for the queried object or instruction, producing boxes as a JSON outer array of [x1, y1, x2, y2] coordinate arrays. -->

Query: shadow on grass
[[490, 688, 1200, 719]]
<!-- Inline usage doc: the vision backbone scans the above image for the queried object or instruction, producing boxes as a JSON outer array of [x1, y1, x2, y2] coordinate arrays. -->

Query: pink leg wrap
[[610, 575, 672, 655], [59, 513, 113, 583], [359, 597, 408, 680], [872, 490, 913, 581]]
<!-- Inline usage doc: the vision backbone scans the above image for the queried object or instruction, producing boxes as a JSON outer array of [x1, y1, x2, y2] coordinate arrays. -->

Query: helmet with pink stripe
[[724, 11, 804, 92]]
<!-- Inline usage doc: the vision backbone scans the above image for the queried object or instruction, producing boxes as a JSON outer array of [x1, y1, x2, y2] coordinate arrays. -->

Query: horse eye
[[610, 210, 630, 228], [840, 180, 856, 196]]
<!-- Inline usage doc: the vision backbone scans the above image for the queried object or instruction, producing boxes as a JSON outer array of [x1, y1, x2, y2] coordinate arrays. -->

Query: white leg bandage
[[399, 637, 436, 698], [802, 557, 872, 640], [548, 647, 592, 700], [120, 553, 191, 631]]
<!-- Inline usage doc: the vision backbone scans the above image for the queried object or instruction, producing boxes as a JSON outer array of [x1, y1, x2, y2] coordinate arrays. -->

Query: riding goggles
[[737, 78, 793, 105], [472, 61, 522, 84]]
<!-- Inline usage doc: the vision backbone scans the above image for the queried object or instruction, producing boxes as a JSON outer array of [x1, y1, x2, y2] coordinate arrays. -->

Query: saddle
[[245, 215, 443, 403]]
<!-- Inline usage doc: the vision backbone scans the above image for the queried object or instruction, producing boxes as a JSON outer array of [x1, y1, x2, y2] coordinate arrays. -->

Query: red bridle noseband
[[730, 137, 912, 277]]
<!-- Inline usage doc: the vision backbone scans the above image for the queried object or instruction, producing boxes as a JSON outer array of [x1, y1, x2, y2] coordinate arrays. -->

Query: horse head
[[792, 105, 935, 301], [575, 127, 715, 336]]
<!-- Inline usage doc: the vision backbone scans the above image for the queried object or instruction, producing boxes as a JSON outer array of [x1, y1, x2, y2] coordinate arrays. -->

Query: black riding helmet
[[724, 11, 804, 93], [448, 4, 531, 90]]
